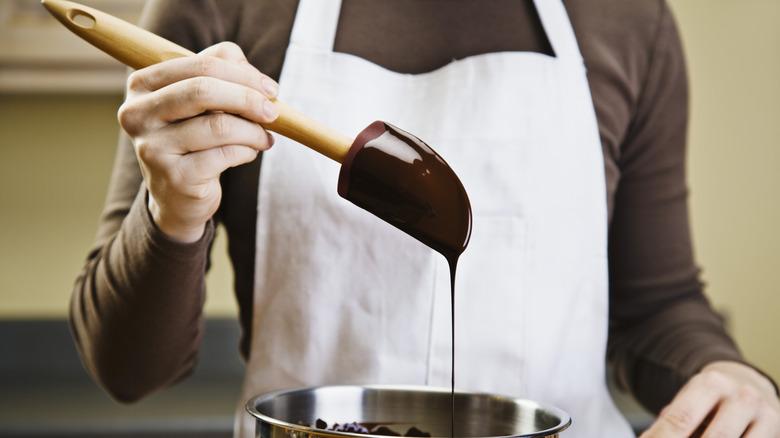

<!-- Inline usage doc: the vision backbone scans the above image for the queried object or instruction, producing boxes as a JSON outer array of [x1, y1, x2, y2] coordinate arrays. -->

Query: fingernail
[[261, 78, 279, 98], [263, 100, 278, 120]]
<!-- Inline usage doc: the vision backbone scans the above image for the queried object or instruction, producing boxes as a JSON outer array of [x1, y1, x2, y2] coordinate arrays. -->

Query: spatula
[[41, 0, 472, 262]]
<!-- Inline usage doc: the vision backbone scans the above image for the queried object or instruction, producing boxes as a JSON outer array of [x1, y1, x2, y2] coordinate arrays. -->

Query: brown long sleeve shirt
[[71, 0, 750, 415]]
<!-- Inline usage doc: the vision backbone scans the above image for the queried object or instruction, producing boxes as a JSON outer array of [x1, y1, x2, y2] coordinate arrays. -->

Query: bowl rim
[[245, 384, 572, 438]]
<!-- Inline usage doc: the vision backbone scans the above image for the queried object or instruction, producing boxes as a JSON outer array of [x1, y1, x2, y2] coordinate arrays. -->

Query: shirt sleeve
[[68, 0, 230, 402], [604, 0, 763, 413]]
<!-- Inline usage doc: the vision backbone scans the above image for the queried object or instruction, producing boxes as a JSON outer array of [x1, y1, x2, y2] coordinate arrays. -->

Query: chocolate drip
[[338, 121, 471, 437]]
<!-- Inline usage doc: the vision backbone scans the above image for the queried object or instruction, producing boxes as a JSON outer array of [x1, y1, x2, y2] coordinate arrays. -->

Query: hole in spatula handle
[[67, 9, 96, 29]]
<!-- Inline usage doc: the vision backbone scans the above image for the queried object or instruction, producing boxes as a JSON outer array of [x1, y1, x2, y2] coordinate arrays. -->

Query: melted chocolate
[[338, 121, 472, 437], [338, 121, 471, 262]]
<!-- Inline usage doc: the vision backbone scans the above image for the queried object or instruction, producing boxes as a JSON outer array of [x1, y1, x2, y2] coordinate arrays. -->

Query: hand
[[118, 42, 279, 242], [640, 361, 780, 437]]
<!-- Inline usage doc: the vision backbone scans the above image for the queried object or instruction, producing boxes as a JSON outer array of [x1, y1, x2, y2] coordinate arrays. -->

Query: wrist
[[147, 194, 207, 243]]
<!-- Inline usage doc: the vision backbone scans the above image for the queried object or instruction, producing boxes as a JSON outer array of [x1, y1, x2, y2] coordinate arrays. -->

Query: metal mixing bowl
[[246, 385, 571, 438]]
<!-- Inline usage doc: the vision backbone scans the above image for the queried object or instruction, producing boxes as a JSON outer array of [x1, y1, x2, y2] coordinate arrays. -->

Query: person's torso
[[236, 1, 635, 436], [211, 0, 670, 359]]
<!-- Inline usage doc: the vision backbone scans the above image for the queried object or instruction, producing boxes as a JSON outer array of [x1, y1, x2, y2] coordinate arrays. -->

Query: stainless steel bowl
[[246, 385, 571, 438]]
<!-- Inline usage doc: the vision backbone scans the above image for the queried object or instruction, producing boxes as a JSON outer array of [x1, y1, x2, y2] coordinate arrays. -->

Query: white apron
[[237, 1, 635, 437]]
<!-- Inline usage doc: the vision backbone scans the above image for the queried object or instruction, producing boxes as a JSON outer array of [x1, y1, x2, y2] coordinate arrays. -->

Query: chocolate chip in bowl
[[300, 419, 431, 437]]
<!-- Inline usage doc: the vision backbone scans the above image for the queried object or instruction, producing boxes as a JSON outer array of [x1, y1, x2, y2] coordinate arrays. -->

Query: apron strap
[[289, 0, 341, 51], [532, 0, 583, 61]]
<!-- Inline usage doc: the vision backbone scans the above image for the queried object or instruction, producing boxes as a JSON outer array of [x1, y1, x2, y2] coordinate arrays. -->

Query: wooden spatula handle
[[42, 0, 352, 163]]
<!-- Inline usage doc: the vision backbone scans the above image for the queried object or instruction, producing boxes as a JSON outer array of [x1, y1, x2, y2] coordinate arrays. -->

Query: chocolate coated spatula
[[42, 0, 472, 262]]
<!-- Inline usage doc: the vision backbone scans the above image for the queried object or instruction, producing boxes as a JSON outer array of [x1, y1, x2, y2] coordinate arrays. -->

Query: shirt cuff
[[131, 187, 216, 261]]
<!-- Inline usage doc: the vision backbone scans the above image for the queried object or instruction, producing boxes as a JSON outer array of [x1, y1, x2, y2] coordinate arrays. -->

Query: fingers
[[115, 41, 279, 242], [136, 112, 273, 182], [126, 41, 278, 97], [744, 406, 780, 438], [641, 362, 780, 438], [177, 111, 275, 154], [122, 77, 278, 136], [181, 144, 261, 181], [119, 41, 279, 140], [120, 68, 278, 141], [704, 382, 762, 437], [170, 76, 277, 124], [167, 113, 274, 175], [641, 371, 724, 437]]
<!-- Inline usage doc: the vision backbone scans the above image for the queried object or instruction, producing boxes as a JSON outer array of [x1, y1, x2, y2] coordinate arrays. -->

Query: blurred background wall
[[0, 93, 238, 318], [670, 0, 780, 381], [1, 0, 778, 390]]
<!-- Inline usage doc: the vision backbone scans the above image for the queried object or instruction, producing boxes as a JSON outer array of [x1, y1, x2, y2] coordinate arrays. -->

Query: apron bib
[[237, 1, 635, 437]]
